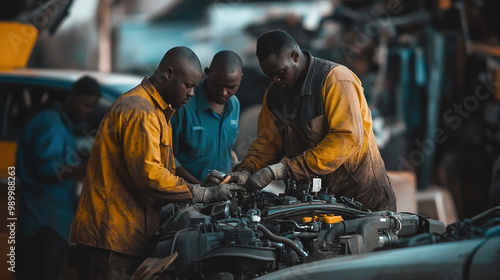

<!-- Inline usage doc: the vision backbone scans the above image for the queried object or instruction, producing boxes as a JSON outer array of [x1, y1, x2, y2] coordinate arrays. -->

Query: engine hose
[[324, 221, 348, 242], [257, 224, 308, 259], [325, 217, 388, 242], [324, 217, 392, 252]]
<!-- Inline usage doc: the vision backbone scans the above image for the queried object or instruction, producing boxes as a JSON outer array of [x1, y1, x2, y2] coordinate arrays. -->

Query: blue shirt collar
[[196, 79, 212, 113], [196, 79, 233, 114]]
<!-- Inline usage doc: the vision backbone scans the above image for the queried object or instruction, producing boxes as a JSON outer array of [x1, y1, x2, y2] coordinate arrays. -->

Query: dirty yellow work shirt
[[72, 78, 193, 257]]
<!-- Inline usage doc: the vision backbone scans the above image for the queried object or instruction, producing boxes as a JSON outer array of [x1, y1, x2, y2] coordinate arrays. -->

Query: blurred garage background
[[1, 0, 500, 278]]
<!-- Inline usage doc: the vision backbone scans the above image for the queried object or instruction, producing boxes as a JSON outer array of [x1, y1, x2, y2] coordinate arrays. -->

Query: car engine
[[154, 187, 445, 280]]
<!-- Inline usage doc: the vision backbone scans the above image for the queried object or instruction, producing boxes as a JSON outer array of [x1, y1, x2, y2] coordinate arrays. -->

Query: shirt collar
[[141, 77, 175, 118], [195, 79, 233, 114], [196, 79, 212, 113], [53, 101, 74, 128], [299, 51, 315, 97]]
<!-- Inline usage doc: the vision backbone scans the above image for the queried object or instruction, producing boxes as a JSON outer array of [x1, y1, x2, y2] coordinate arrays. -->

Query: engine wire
[[170, 228, 192, 255]]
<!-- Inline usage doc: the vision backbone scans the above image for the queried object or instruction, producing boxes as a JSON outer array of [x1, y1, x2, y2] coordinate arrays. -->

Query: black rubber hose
[[257, 224, 308, 259], [325, 220, 350, 242]]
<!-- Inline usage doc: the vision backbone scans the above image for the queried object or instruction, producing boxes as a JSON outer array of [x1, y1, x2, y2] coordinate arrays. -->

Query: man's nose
[[221, 88, 228, 96], [272, 76, 281, 84], [187, 88, 195, 98]]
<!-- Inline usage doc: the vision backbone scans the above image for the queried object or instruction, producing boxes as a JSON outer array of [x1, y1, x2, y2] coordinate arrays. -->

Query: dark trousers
[[16, 227, 69, 280], [77, 244, 145, 280]]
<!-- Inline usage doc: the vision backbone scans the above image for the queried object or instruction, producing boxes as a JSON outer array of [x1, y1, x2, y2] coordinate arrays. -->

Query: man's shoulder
[[21, 109, 66, 141], [30, 108, 63, 127], [327, 64, 359, 83], [228, 95, 240, 111], [34, 107, 59, 118], [110, 87, 158, 117]]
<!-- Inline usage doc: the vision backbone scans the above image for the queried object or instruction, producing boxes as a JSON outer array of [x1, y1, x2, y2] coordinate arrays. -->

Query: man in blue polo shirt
[[16, 76, 101, 280], [172, 51, 242, 183]]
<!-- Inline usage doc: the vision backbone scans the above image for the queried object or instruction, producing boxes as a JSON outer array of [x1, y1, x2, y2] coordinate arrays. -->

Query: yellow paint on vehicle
[[0, 22, 38, 70], [0, 141, 17, 180]]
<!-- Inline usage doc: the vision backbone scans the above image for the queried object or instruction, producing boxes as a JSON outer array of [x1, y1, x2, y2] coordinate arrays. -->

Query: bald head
[[157, 46, 201, 74], [151, 46, 203, 109], [209, 50, 243, 73]]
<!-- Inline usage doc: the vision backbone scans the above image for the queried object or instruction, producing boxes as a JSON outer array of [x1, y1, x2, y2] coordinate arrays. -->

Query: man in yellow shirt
[[72, 46, 243, 279], [221, 30, 396, 211]]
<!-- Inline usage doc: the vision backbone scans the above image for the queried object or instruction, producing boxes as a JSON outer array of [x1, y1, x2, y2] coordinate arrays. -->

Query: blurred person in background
[[16, 76, 101, 280], [172, 50, 243, 184]]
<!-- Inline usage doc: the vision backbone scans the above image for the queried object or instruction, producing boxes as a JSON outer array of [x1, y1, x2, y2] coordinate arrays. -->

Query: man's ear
[[164, 67, 174, 80], [291, 50, 300, 63], [204, 67, 210, 76]]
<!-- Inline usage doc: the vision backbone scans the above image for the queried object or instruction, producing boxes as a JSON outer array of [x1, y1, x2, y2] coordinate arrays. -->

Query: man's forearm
[[176, 166, 202, 184]]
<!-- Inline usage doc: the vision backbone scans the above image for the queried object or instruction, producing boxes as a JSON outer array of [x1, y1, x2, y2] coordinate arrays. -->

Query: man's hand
[[202, 170, 226, 186], [204, 183, 246, 203], [243, 163, 288, 193], [191, 183, 245, 204], [226, 171, 251, 185], [203, 170, 251, 186]]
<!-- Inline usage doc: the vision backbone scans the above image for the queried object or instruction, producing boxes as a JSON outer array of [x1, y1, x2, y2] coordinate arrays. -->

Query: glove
[[191, 183, 246, 204], [243, 162, 288, 193], [202, 170, 227, 186], [226, 170, 251, 185], [203, 170, 251, 186]]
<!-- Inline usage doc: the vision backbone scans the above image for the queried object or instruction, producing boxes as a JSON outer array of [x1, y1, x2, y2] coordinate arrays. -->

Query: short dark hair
[[210, 50, 243, 73], [256, 29, 300, 61], [72, 76, 101, 97], [158, 46, 201, 73]]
